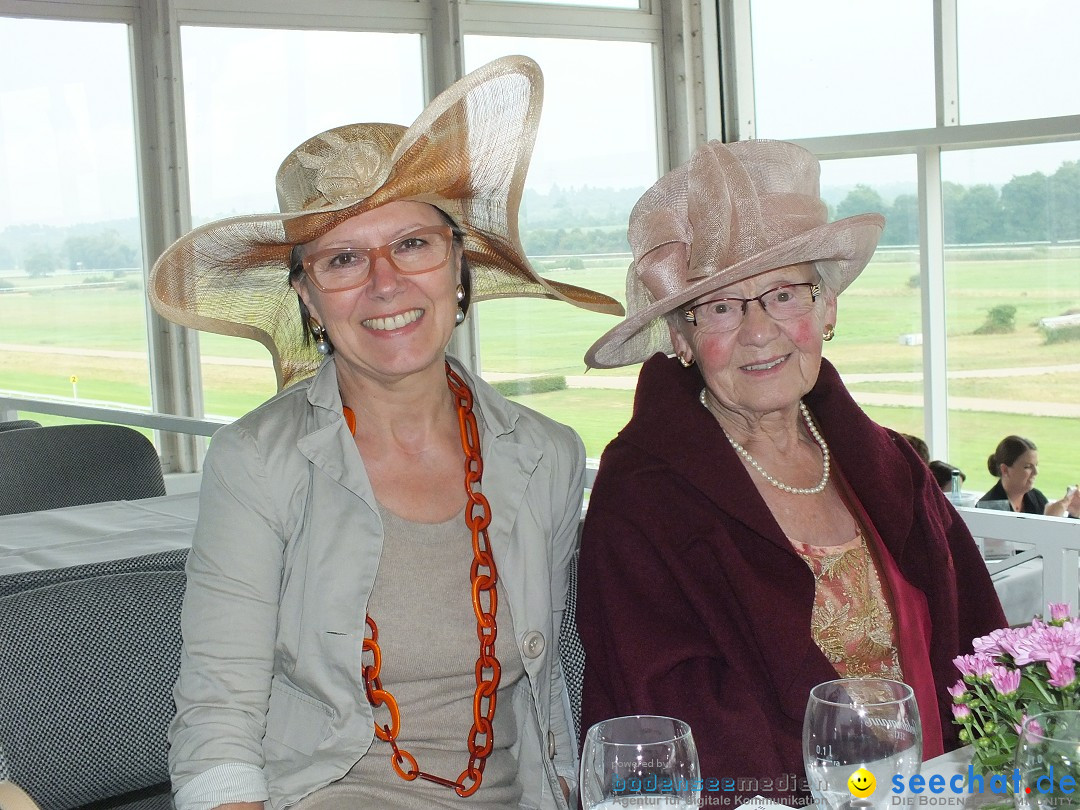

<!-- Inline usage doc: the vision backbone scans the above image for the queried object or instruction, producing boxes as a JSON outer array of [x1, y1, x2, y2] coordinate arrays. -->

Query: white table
[[0, 492, 199, 574]]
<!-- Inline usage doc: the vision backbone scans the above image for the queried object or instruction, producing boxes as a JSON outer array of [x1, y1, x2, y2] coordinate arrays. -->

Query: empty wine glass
[[579, 715, 700, 809], [1016, 710, 1080, 810], [803, 678, 922, 810]]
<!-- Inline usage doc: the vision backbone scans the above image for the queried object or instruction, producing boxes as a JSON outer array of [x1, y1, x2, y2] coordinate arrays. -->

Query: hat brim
[[149, 56, 623, 390], [584, 212, 884, 369]]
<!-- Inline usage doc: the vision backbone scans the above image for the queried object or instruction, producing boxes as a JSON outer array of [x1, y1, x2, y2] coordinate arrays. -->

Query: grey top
[[296, 501, 525, 809], [169, 356, 582, 810]]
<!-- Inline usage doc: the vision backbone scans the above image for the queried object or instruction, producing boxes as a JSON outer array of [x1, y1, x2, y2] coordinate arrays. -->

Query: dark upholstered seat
[[0, 551, 188, 810], [0, 424, 166, 516]]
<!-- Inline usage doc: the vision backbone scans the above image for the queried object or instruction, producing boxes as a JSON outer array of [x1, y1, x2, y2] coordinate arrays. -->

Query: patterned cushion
[[558, 551, 585, 741], [0, 570, 185, 810], [0, 549, 189, 600]]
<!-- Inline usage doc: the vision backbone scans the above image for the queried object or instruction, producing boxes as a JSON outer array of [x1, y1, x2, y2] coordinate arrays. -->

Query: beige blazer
[[169, 357, 582, 810]]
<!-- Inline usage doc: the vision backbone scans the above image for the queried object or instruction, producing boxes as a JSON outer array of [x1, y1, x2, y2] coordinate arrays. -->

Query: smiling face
[[1001, 449, 1039, 497], [670, 262, 837, 421], [291, 200, 462, 387], [847, 767, 876, 798]]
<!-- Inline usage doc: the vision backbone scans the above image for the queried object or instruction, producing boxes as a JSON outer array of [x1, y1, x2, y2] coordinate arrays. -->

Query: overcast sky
[[1, 1, 1076, 227]]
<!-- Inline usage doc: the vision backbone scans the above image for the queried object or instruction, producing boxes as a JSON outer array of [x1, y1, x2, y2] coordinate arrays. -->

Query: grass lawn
[[3, 252, 1078, 494]]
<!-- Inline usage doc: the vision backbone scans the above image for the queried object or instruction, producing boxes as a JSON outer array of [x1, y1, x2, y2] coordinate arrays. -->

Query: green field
[[2, 250, 1079, 496]]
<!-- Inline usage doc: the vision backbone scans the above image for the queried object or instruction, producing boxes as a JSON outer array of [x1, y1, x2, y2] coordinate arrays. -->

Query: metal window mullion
[[918, 147, 949, 459], [717, 0, 754, 142], [698, 0, 722, 141], [658, 0, 693, 168], [132, 0, 204, 473], [428, 0, 479, 374], [935, 0, 959, 128]]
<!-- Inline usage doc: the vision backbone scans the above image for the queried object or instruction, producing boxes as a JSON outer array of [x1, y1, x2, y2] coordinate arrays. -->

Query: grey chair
[[0, 553, 187, 810], [0, 420, 41, 433], [0, 424, 166, 516]]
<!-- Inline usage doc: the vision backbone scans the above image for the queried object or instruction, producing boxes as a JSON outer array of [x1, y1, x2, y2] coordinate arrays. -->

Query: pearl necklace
[[699, 389, 831, 495]]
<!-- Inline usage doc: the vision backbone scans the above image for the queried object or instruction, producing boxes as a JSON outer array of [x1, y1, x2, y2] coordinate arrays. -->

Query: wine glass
[[579, 715, 700, 809], [803, 678, 922, 810], [1016, 710, 1080, 810]]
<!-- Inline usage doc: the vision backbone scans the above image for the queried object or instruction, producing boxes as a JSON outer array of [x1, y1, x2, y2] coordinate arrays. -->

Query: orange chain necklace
[[342, 362, 501, 797]]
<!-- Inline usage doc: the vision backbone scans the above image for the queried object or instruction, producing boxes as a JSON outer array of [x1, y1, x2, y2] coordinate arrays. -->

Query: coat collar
[[617, 353, 917, 559]]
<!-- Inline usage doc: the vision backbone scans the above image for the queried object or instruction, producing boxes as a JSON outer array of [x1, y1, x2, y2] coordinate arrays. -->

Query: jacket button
[[548, 730, 556, 760], [522, 630, 546, 659]]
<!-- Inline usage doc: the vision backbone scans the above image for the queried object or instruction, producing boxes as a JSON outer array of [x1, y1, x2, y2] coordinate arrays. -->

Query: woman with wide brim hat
[[155, 56, 621, 810], [575, 139, 1006, 804]]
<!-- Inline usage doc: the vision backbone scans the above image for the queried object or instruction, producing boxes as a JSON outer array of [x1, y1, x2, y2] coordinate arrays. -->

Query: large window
[[941, 143, 1080, 498], [817, 155, 925, 438], [180, 26, 425, 419], [464, 35, 659, 458], [733, 0, 1080, 498], [750, 0, 934, 139], [957, 0, 1080, 124], [0, 17, 145, 423], [0, 0, 665, 467]]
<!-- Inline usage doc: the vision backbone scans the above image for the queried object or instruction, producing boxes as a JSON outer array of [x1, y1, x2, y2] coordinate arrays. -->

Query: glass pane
[[464, 36, 659, 459], [0, 19, 147, 412], [958, 0, 1080, 125], [180, 26, 424, 417], [942, 142, 1080, 500], [750, 0, 934, 138], [818, 155, 925, 441]]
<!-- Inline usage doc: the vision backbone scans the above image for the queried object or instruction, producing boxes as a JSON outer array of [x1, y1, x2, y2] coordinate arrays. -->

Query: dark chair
[[0, 424, 166, 516], [0, 420, 41, 432], [0, 552, 188, 810]]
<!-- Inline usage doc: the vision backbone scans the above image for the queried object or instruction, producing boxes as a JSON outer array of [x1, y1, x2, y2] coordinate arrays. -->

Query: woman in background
[[150, 57, 621, 810], [977, 435, 1079, 517]]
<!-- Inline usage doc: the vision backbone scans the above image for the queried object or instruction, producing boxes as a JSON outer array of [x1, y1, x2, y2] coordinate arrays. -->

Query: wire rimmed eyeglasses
[[683, 282, 821, 331], [299, 226, 456, 292]]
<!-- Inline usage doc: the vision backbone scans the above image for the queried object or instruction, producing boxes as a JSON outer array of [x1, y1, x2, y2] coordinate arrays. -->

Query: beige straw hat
[[150, 55, 623, 389], [584, 139, 884, 369]]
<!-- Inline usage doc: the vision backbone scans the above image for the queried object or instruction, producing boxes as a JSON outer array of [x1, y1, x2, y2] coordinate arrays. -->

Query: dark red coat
[[578, 353, 1006, 802]]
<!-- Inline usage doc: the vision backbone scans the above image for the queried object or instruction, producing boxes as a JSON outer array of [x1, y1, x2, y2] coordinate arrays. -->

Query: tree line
[[1, 159, 1076, 274], [841, 160, 1080, 246]]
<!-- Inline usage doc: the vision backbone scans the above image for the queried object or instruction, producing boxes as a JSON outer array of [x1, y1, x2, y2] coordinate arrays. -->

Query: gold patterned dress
[[790, 532, 903, 679]]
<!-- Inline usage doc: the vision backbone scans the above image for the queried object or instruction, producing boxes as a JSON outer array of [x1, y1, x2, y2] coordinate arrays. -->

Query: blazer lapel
[[295, 359, 376, 504]]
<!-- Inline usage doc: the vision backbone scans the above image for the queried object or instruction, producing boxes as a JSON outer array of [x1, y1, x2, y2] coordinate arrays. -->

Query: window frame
[[0, 0, 687, 472]]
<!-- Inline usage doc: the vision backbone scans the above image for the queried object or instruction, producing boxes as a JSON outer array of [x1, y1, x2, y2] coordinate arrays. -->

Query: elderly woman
[[978, 435, 1080, 517], [149, 57, 621, 810], [577, 140, 1006, 802]]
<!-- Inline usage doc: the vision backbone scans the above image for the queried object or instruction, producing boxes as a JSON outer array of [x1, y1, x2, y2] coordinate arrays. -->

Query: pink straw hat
[[584, 139, 884, 369]]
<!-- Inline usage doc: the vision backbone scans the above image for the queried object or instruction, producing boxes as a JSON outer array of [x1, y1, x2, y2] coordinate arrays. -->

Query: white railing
[[0, 394, 226, 438], [959, 506, 1080, 615]]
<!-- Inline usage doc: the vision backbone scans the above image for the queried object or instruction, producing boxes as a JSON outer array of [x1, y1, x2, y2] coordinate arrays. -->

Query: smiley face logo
[[848, 767, 876, 798]]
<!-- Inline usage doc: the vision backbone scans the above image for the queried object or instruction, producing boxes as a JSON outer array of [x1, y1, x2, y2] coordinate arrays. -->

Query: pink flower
[[1049, 603, 1072, 623], [1047, 652, 1077, 688], [948, 681, 968, 700], [990, 666, 1021, 695], [974, 627, 1026, 658], [954, 653, 998, 679], [1012, 623, 1080, 665], [1018, 715, 1045, 737], [952, 704, 972, 721]]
